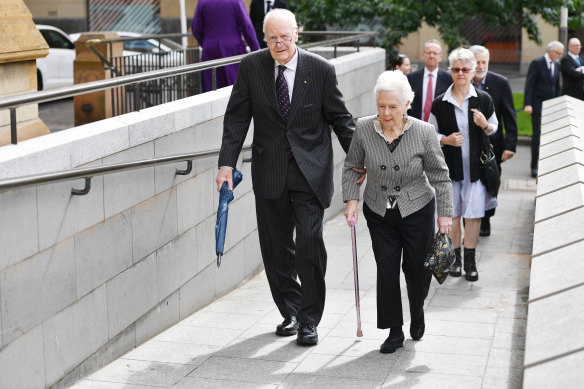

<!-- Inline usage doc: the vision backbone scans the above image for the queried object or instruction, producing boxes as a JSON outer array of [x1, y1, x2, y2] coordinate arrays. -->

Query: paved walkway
[[70, 145, 535, 389]]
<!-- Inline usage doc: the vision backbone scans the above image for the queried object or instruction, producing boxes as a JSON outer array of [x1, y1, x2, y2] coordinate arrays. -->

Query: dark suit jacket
[[478, 71, 518, 160], [218, 47, 354, 208], [249, 0, 288, 49], [524, 56, 561, 112], [407, 68, 451, 120], [561, 54, 584, 99]]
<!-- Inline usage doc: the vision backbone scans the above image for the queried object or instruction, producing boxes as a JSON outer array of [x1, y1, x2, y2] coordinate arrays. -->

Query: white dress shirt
[[273, 48, 298, 102]]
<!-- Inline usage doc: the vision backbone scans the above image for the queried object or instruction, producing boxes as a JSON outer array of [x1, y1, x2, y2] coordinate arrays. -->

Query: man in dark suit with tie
[[250, 0, 288, 49], [469, 45, 518, 237], [407, 39, 451, 121], [216, 9, 354, 346], [561, 37, 584, 99], [524, 41, 564, 177]]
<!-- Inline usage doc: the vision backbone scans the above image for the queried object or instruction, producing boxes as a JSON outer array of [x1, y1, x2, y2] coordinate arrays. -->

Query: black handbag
[[424, 232, 456, 284], [480, 141, 501, 197]]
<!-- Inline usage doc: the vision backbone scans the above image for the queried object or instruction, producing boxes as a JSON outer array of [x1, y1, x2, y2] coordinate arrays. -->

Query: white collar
[[373, 116, 413, 140], [442, 84, 477, 105], [568, 52, 581, 61], [424, 67, 438, 78]]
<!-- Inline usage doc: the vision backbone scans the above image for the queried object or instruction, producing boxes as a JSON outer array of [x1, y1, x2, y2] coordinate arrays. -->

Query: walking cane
[[351, 215, 363, 337]]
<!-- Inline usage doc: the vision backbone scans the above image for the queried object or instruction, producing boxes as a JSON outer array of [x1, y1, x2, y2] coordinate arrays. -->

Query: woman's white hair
[[448, 47, 477, 70], [263, 9, 298, 34], [373, 70, 415, 106]]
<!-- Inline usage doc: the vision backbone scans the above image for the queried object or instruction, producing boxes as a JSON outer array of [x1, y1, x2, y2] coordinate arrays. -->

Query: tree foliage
[[289, 0, 584, 52]]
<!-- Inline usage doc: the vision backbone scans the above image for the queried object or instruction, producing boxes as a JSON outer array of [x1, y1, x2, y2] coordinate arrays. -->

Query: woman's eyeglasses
[[450, 67, 472, 74]]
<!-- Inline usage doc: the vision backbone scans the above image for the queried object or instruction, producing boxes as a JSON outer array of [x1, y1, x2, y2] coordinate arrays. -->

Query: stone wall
[[0, 47, 385, 388], [524, 95, 584, 387]]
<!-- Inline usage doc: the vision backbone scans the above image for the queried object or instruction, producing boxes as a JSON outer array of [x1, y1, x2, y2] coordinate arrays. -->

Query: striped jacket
[[342, 114, 453, 218]]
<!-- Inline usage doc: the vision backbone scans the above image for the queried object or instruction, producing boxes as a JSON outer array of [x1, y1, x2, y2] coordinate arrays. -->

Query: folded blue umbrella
[[215, 168, 243, 267]]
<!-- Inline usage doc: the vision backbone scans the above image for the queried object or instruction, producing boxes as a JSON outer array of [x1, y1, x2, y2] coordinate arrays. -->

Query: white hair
[[547, 41, 564, 53], [263, 8, 298, 34], [448, 47, 477, 70], [374, 70, 415, 106], [469, 45, 490, 61]]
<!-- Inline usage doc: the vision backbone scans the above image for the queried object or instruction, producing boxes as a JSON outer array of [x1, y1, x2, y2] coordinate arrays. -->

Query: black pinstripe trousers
[[255, 155, 327, 326], [363, 200, 434, 329]]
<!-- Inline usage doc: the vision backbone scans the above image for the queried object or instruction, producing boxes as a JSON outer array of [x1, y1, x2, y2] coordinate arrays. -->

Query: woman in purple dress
[[192, 0, 260, 92]]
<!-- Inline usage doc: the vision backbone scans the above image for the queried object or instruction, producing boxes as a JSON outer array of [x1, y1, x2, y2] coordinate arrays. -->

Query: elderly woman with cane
[[342, 70, 453, 354], [428, 47, 498, 282]]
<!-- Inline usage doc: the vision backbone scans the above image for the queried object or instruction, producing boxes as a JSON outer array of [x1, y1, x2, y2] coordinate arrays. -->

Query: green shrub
[[514, 93, 532, 137]]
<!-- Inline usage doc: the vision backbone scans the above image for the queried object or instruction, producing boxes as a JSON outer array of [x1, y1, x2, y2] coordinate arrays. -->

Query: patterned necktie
[[276, 65, 291, 120], [423, 73, 433, 122]]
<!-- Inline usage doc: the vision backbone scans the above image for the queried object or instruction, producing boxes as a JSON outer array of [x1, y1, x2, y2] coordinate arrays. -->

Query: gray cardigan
[[342, 115, 453, 218]]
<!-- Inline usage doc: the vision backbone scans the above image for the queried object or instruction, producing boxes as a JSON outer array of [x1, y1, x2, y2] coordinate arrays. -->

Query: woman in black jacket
[[428, 47, 498, 282]]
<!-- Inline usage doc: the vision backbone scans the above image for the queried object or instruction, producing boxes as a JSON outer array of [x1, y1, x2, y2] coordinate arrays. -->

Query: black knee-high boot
[[463, 248, 478, 281]]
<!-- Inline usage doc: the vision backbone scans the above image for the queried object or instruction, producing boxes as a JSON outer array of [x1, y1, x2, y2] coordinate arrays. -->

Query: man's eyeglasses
[[424, 51, 441, 56], [267, 37, 294, 47], [451, 67, 472, 74]]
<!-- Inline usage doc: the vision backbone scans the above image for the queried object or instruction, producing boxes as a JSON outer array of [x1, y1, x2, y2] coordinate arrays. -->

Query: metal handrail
[[0, 146, 251, 195]]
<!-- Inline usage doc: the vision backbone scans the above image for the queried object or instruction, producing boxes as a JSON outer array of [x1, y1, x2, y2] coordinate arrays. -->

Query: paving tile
[[425, 307, 498, 324], [172, 376, 277, 388], [280, 374, 383, 389], [383, 371, 482, 389], [85, 358, 196, 387], [403, 335, 491, 356], [294, 353, 398, 381], [482, 365, 523, 389], [152, 325, 241, 346], [423, 319, 495, 339], [70, 381, 159, 388], [188, 356, 297, 384], [216, 337, 314, 363], [179, 311, 264, 330], [122, 340, 219, 364], [311, 336, 391, 359], [487, 348, 525, 369], [393, 351, 487, 376]]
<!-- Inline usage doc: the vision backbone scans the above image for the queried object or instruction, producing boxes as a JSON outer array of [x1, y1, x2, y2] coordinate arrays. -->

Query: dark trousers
[[255, 157, 327, 326], [531, 106, 542, 170], [363, 200, 434, 329]]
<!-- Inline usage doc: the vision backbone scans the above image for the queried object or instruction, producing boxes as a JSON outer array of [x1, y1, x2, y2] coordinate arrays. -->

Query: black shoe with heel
[[449, 247, 462, 277]]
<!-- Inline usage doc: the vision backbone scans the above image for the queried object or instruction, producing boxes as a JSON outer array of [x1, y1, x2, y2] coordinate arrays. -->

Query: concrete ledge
[[525, 95, 584, 386]]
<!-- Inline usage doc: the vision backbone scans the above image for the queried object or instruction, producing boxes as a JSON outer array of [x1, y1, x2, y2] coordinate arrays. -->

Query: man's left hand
[[353, 167, 367, 187], [501, 150, 515, 162]]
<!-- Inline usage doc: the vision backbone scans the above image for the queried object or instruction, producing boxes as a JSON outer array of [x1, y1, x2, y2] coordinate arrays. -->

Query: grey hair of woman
[[448, 47, 477, 71], [373, 70, 415, 107]]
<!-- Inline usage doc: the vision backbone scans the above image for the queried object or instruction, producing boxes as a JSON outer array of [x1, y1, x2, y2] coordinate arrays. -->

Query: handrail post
[[212, 67, 217, 91], [334, 44, 337, 58], [10, 107, 17, 145]]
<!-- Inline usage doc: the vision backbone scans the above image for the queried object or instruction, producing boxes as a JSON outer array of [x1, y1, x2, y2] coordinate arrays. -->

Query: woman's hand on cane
[[344, 200, 359, 227]]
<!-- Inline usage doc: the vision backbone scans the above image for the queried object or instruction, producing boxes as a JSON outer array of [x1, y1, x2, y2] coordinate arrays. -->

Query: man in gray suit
[[216, 9, 354, 346]]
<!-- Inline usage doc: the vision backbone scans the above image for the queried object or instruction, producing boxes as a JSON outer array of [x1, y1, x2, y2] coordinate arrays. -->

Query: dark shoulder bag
[[480, 138, 500, 197]]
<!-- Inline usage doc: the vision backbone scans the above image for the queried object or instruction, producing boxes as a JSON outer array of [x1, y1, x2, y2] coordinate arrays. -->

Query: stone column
[[0, 0, 50, 146]]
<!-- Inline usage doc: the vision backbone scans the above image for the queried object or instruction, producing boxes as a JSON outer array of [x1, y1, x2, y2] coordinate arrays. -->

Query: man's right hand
[[216, 166, 233, 191], [524, 105, 533, 115], [441, 132, 464, 147]]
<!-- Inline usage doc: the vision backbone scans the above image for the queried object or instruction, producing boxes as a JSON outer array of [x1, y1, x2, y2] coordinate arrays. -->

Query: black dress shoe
[[410, 313, 425, 341], [410, 323, 425, 341], [380, 332, 404, 354], [276, 316, 299, 336], [479, 217, 491, 237], [296, 323, 318, 345]]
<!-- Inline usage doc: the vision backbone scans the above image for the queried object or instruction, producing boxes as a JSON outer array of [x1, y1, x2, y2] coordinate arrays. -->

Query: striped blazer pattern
[[218, 47, 354, 208], [342, 115, 453, 218]]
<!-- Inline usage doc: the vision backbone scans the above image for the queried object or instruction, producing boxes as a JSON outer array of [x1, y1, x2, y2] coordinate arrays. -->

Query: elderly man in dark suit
[[524, 41, 564, 178], [216, 9, 354, 346], [250, 0, 288, 48], [561, 38, 584, 99], [407, 39, 451, 121], [469, 45, 518, 237]]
